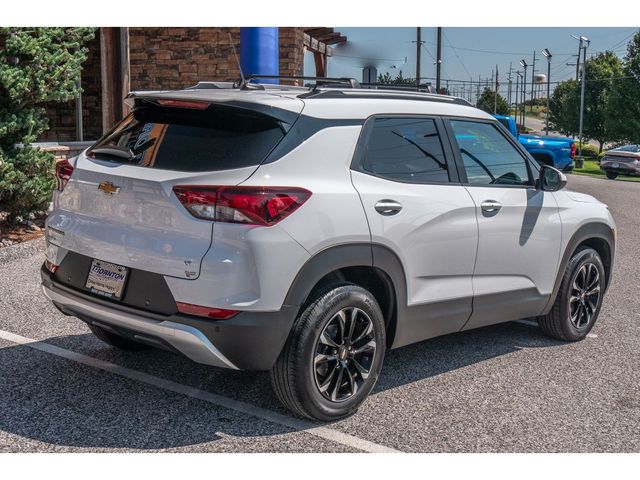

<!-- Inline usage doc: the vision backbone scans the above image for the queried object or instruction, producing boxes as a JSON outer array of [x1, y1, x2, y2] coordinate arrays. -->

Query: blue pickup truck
[[493, 114, 576, 171]]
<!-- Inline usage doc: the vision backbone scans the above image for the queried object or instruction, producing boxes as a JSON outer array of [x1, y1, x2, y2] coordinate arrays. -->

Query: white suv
[[42, 79, 616, 421]]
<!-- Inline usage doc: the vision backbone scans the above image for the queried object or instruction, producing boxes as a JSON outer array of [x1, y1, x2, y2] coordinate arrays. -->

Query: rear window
[[87, 103, 286, 172]]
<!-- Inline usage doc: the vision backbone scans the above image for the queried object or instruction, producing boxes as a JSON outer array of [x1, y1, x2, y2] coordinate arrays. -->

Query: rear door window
[[87, 103, 286, 172], [358, 117, 451, 184]]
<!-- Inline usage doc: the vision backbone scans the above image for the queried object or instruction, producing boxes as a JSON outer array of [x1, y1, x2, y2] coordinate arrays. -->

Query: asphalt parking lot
[[1, 174, 639, 453]]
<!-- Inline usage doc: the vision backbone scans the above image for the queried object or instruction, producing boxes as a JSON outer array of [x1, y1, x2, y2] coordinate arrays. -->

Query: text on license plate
[[85, 259, 129, 299]]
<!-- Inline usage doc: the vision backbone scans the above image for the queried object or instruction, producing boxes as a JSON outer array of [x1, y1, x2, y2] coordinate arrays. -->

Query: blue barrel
[[240, 27, 279, 84]]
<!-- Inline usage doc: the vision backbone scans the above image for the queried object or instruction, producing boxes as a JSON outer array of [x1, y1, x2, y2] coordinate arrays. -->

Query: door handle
[[481, 200, 502, 213], [375, 200, 403, 216]]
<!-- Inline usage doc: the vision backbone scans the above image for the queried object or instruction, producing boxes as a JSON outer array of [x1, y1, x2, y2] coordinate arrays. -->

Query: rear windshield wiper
[[89, 138, 157, 162], [88, 146, 135, 160]]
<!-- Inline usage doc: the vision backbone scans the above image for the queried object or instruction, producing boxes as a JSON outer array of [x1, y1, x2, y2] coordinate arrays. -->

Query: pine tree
[[0, 27, 95, 222]]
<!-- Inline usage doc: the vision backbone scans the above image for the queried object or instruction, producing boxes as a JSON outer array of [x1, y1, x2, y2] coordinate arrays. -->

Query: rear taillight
[[55, 159, 74, 191], [176, 302, 239, 320], [570, 142, 577, 159], [172, 186, 312, 226]]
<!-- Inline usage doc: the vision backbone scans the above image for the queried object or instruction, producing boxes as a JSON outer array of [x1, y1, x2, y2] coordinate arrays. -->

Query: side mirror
[[539, 165, 567, 192]]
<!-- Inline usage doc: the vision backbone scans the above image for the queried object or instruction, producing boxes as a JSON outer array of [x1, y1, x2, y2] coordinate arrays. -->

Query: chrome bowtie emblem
[[98, 181, 120, 195]]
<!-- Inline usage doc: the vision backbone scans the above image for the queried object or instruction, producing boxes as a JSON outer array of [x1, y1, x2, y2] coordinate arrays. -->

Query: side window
[[449, 120, 532, 186], [361, 117, 450, 184]]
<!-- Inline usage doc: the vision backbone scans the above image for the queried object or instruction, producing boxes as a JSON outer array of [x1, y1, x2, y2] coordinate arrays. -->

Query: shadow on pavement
[[0, 320, 563, 451]]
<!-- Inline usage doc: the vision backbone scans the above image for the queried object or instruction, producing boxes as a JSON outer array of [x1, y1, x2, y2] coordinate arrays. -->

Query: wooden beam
[[304, 27, 333, 37], [100, 27, 130, 132], [324, 35, 347, 45], [313, 52, 326, 77]]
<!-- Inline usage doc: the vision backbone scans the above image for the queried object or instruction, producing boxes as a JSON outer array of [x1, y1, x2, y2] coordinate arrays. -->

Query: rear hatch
[[47, 93, 303, 279]]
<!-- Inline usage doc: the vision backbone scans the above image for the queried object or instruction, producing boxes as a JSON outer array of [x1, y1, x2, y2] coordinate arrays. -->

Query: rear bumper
[[41, 268, 297, 371], [600, 165, 640, 176]]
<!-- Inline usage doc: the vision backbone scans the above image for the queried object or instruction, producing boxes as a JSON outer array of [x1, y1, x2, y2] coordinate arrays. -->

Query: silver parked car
[[42, 78, 616, 421], [600, 144, 640, 179]]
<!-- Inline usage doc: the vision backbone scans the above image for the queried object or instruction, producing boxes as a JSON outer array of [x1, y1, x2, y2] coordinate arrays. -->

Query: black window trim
[[350, 114, 461, 185], [443, 115, 541, 189]]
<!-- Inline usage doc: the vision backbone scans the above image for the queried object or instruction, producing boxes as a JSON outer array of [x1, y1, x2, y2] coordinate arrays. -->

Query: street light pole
[[578, 37, 590, 157], [515, 71, 520, 123], [542, 48, 552, 136], [520, 59, 528, 131]]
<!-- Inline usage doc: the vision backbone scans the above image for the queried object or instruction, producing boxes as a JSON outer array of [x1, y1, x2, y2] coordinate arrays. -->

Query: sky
[[303, 27, 638, 102]]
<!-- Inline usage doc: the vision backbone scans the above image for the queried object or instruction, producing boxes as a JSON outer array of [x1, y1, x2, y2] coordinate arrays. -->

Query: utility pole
[[530, 50, 536, 113], [507, 62, 512, 106], [520, 59, 528, 130], [572, 35, 584, 81], [542, 48, 552, 135], [578, 37, 590, 157], [494, 64, 498, 114], [415, 27, 421, 89], [435, 27, 442, 92], [515, 72, 520, 123]]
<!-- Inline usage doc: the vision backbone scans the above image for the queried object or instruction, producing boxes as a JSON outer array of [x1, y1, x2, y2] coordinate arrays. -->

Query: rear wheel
[[606, 171, 618, 179], [88, 324, 151, 351], [271, 284, 386, 421], [537, 247, 605, 341]]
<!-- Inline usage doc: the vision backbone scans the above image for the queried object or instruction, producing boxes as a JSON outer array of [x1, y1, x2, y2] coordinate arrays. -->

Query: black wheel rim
[[569, 262, 601, 329], [313, 307, 377, 403]]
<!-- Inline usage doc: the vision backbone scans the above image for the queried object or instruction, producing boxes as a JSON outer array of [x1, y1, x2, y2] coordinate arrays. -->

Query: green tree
[[581, 51, 624, 152], [475, 88, 509, 115], [549, 79, 580, 136], [608, 30, 640, 144], [0, 27, 95, 222], [377, 70, 415, 85]]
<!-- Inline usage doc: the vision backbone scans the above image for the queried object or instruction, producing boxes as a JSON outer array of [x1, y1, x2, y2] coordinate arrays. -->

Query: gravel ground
[[0, 174, 638, 452]]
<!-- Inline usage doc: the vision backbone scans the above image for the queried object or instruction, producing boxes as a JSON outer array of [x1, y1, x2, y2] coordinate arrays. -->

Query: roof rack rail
[[298, 88, 473, 107], [242, 75, 361, 89]]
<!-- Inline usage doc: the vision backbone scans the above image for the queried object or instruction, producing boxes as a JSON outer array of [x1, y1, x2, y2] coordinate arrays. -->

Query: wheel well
[[301, 266, 397, 348], [531, 152, 553, 166], [576, 237, 613, 289]]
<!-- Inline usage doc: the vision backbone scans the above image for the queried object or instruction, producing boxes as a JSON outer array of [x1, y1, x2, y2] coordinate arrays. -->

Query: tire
[[538, 247, 605, 341], [270, 284, 386, 421], [606, 171, 618, 179], [88, 324, 151, 351]]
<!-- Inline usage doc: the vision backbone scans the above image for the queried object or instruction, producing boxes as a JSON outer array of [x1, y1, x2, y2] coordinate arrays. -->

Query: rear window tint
[[87, 103, 286, 172], [360, 117, 450, 184]]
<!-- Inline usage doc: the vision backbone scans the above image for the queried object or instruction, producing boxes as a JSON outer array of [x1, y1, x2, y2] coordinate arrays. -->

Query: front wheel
[[537, 247, 605, 341], [606, 171, 618, 179], [270, 284, 386, 421]]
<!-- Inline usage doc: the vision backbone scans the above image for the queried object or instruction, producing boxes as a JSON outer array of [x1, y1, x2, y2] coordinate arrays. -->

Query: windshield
[[87, 103, 286, 172]]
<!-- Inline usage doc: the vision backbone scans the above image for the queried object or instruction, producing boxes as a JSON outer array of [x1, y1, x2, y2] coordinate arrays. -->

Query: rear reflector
[[44, 260, 59, 274], [173, 186, 312, 226], [155, 99, 209, 110], [55, 159, 74, 191], [176, 302, 239, 320]]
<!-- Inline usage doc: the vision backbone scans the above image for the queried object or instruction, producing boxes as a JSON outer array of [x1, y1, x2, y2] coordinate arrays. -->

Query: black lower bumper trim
[[42, 266, 297, 371]]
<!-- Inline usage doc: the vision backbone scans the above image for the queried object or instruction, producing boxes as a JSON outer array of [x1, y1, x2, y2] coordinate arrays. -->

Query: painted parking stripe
[[0, 328, 398, 453]]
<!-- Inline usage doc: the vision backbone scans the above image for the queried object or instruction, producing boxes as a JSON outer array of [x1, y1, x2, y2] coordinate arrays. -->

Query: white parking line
[[0, 328, 398, 453]]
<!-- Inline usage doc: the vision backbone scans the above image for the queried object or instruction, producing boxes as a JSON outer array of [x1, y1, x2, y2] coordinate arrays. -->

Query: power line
[[442, 31, 473, 80]]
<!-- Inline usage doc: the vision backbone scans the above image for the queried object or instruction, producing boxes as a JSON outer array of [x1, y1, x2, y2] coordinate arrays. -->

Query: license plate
[[85, 259, 129, 299], [612, 163, 620, 168]]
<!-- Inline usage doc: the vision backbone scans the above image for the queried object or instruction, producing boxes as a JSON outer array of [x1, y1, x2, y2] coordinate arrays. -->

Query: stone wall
[[42, 27, 307, 140]]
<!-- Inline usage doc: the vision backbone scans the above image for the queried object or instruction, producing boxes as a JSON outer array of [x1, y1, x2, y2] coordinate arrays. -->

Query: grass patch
[[571, 159, 640, 183]]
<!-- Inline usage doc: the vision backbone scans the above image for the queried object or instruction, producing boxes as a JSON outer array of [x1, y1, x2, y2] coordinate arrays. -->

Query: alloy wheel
[[313, 307, 377, 403], [569, 262, 601, 329]]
